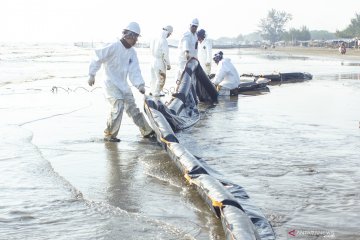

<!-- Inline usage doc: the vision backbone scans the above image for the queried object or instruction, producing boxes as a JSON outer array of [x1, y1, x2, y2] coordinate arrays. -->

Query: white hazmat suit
[[149, 27, 172, 96], [198, 38, 212, 75], [212, 58, 241, 96], [89, 40, 153, 140], [176, 20, 199, 80]]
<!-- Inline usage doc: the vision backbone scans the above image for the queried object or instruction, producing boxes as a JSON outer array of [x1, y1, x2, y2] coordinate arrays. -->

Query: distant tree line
[[257, 9, 359, 43], [214, 10, 359, 45], [335, 13, 360, 38], [282, 26, 311, 42]]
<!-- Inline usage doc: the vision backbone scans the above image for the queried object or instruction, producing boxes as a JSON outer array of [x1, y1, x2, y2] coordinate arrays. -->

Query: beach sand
[[257, 46, 360, 60], [2, 43, 360, 239]]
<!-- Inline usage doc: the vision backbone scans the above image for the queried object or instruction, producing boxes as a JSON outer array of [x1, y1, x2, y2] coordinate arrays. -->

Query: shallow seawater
[[0, 43, 359, 239]]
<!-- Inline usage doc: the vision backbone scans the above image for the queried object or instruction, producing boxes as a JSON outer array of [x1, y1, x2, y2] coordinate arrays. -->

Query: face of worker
[[190, 25, 198, 34], [127, 34, 138, 47]]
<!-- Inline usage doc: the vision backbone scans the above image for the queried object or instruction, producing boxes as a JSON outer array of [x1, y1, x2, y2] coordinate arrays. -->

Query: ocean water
[[0, 43, 359, 239]]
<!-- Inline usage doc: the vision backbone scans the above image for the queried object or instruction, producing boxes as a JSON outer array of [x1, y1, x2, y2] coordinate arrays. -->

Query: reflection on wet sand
[[104, 142, 139, 212]]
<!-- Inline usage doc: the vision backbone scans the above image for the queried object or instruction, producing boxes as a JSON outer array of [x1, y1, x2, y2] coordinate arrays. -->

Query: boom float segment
[[144, 59, 275, 240]]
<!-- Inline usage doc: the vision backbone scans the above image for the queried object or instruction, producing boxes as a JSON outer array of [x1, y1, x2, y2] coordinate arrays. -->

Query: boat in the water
[[144, 58, 276, 240]]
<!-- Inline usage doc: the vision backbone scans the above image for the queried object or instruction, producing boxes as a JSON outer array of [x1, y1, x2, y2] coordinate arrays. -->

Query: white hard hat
[[124, 22, 141, 35], [163, 25, 173, 33], [191, 18, 199, 26]]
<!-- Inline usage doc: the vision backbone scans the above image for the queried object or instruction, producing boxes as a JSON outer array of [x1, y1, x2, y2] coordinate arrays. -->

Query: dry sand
[[256, 46, 360, 61]]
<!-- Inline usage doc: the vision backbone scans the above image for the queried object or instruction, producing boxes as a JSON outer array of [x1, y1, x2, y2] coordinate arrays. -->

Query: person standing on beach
[[211, 51, 240, 96], [176, 18, 199, 81], [197, 29, 212, 75], [339, 42, 346, 54], [88, 22, 154, 142], [149, 25, 173, 97]]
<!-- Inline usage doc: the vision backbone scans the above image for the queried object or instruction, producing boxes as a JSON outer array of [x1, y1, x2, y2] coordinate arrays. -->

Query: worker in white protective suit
[[211, 51, 240, 96], [149, 25, 173, 97], [88, 22, 154, 142], [197, 29, 212, 75], [176, 18, 199, 81]]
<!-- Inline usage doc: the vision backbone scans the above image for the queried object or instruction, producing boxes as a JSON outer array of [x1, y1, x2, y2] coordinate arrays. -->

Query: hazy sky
[[1, 0, 358, 42]]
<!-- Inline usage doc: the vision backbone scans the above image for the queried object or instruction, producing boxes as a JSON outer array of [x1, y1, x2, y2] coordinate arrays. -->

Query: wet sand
[[2, 43, 360, 239]]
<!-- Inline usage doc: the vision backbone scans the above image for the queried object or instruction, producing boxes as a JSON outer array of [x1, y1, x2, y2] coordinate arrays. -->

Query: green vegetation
[[213, 10, 359, 45], [309, 30, 336, 40], [336, 13, 360, 38], [258, 9, 292, 43], [283, 26, 311, 41]]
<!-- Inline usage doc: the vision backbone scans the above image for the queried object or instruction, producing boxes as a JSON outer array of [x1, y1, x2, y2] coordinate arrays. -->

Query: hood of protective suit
[[161, 29, 169, 39], [163, 25, 173, 33]]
